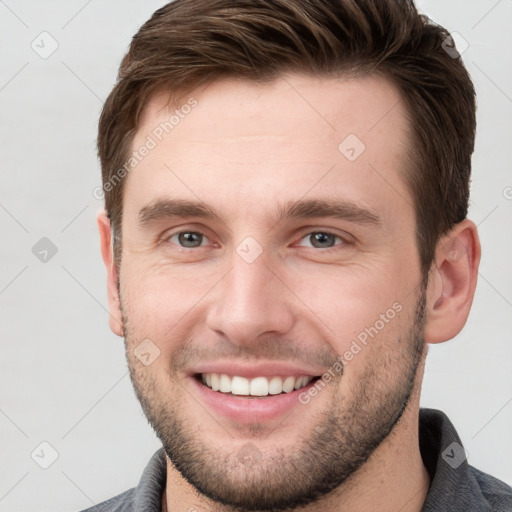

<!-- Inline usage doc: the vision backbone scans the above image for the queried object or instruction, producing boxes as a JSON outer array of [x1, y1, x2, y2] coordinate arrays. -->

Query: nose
[[206, 253, 295, 345]]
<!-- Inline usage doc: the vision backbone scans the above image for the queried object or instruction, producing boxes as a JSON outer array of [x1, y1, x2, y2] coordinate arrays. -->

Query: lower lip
[[190, 376, 318, 423]]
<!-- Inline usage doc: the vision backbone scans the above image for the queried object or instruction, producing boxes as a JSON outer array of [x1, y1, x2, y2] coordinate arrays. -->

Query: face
[[117, 74, 427, 509]]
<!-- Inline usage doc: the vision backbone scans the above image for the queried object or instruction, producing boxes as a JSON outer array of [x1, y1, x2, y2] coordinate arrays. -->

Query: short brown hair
[[98, 0, 476, 274]]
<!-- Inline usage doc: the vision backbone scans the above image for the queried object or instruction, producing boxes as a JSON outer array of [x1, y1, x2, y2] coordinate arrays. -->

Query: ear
[[97, 209, 124, 337], [424, 219, 481, 344]]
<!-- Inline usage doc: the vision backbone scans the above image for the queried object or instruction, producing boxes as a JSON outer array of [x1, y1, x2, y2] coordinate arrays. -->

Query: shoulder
[[418, 408, 512, 511], [468, 465, 512, 511], [77, 449, 166, 512], [78, 488, 136, 512]]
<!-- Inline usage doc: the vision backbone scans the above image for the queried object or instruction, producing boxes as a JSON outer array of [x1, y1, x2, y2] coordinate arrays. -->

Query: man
[[87, 0, 512, 510]]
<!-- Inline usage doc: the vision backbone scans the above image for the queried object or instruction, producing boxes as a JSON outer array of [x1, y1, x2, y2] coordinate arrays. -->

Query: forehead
[[125, 73, 413, 227], [139, 73, 409, 148]]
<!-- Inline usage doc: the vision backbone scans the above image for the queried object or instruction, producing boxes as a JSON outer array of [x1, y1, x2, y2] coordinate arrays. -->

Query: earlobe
[[424, 220, 481, 344], [97, 209, 124, 337]]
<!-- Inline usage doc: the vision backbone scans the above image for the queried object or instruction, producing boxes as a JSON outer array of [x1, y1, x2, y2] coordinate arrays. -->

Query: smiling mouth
[[196, 373, 320, 397]]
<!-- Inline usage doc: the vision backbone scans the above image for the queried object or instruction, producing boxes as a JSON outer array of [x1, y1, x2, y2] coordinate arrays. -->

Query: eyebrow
[[138, 199, 217, 226], [137, 198, 381, 227], [276, 199, 381, 226]]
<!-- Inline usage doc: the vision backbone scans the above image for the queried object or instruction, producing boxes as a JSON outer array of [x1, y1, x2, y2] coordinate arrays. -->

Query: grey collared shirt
[[80, 408, 512, 511]]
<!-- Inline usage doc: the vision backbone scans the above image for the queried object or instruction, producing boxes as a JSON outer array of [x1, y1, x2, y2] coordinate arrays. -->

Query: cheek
[[288, 261, 412, 353], [119, 261, 219, 341]]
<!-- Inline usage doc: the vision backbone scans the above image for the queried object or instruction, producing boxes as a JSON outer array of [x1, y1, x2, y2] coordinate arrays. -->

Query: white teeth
[[231, 376, 250, 395], [220, 374, 231, 393], [282, 376, 295, 393], [268, 376, 283, 395], [200, 373, 314, 396], [250, 376, 269, 396], [211, 373, 220, 391]]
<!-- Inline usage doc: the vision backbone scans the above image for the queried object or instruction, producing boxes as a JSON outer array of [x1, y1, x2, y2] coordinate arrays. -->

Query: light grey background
[[1, 1, 511, 511]]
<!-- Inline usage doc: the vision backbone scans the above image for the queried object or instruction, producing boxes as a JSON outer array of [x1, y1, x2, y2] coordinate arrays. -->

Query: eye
[[167, 231, 208, 248], [296, 231, 344, 249]]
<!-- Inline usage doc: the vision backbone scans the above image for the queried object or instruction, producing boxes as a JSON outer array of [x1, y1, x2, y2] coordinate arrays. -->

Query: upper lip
[[190, 361, 324, 379]]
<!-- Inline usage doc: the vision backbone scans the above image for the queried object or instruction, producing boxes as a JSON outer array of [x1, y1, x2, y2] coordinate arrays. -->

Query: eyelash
[[163, 230, 347, 250]]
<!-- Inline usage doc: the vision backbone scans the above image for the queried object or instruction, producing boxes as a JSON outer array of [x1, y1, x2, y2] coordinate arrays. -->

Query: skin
[[98, 73, 481, 511]]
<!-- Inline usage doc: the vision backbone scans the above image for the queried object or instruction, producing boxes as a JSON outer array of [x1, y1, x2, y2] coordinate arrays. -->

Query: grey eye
[[171, 232, 205, 248], [310, 233, 336, 248], [297, 232, 342, 249]]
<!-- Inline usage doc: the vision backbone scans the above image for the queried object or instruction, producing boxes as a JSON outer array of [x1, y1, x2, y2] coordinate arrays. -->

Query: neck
[[164, 364, 430, 512], [320, 391, 431, 512]]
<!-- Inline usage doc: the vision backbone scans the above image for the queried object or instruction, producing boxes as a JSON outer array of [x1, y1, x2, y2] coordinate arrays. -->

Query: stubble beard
[[123, 292, 427, 511]]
